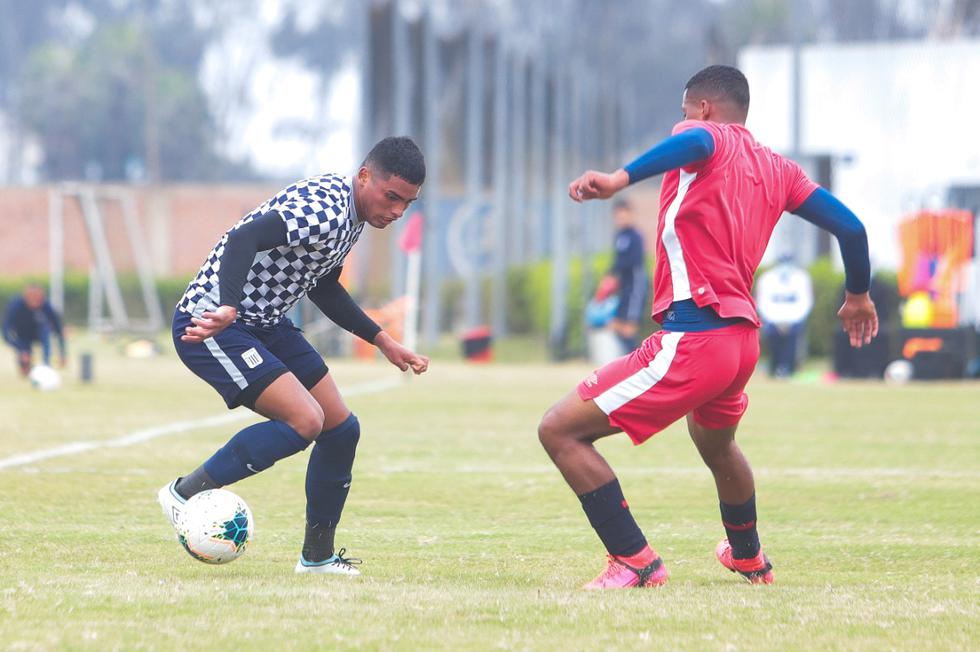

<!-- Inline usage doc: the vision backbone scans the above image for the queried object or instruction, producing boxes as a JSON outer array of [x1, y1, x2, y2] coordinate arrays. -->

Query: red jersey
[[652, 120, 818, 326]]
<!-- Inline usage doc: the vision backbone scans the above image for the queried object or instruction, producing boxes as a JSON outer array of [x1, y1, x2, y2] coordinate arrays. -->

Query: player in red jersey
[[538, 65, 878, 589]]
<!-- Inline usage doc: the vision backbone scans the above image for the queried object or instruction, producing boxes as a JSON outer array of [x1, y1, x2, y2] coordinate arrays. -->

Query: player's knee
[[288, 404, 325, 440], [537, 408, 567, 456], [316, 413, 360, 454], [697, 438, 739, 470]]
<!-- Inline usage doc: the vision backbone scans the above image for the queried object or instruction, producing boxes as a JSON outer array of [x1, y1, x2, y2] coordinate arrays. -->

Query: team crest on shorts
[[585, 372, 599, 387], [241, 348, 264, 369]]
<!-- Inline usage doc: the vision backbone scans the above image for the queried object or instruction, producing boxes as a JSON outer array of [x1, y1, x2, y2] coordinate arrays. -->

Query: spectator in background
[[756, 255, 813, 377], [3, 284, 66, 376], [594, 199, 649, 352]]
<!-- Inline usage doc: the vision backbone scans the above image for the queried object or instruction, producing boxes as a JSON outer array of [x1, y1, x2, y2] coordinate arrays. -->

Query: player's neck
[[350, 182, 365, 225]]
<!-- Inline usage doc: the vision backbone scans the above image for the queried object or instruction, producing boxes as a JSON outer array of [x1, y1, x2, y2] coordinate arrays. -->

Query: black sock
[[720, 493, 761, 559], [174, 466, 218, 500], [578, 479, 647, 557], [302, 522, 336, 563]]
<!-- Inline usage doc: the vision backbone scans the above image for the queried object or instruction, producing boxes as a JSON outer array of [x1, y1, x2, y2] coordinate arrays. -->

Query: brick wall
[[0, 184, 278, 277]]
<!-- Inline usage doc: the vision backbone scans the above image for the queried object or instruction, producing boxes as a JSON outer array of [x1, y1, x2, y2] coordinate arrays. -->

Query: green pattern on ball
[[215, 509, 250, 551]]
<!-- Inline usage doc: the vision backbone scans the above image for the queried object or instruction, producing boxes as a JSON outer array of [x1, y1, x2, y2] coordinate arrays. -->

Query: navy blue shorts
[[172, 309, 328, 409]]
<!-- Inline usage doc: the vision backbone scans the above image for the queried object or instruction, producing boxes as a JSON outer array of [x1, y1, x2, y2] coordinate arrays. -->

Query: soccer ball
[[884, 359, 913, 384], [177, 489, 254, 564], [28, 365, 62, 391]]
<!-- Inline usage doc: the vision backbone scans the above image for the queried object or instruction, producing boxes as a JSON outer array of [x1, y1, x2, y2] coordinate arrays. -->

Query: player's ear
[[357, 165, 370, 185]]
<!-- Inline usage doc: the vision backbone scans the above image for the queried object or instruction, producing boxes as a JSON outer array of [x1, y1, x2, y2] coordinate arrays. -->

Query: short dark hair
[[363, 136, 426, 186], [612, 198, 632, 212], [685, 65, 750, 111]]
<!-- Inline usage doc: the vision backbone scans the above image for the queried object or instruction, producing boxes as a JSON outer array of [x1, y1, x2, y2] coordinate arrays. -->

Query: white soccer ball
[[884, 359, 914, 384], [28, 365, 62, 391], [177, 489, 254, 564]]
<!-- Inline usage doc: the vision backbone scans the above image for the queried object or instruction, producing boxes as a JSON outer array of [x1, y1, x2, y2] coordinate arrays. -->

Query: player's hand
[[568, 169, 629, 202], [594, 275, 619, 302], [837, 291, 878, 348], [181, 305, 238, 343], [375, 331, 429, 375]]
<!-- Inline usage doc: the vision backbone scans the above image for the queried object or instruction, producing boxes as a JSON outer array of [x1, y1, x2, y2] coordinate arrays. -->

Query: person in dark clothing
[[598, 199, 649, 351], [3, 285, 65, 376]]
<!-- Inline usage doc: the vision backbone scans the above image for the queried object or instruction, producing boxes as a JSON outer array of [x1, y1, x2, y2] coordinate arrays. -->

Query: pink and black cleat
[[583, 554, 669, 590], [715, 538, 774, 584]]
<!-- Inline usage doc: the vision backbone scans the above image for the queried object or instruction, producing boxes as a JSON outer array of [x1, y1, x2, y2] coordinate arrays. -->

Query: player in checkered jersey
[[158, 137, 428, 575]]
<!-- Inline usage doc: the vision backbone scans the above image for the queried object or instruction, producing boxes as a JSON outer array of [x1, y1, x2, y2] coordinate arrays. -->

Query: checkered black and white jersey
[[177, 173, 365, 328]]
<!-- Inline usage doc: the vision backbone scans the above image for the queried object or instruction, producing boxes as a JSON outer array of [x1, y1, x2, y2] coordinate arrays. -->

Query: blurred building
[[740, 38, 980, 270]]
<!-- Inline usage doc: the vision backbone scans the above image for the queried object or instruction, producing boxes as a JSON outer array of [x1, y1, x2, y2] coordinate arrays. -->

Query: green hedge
[[4, 259, 898, 361], [805, 257, 843, 357], [495, 254, 897, 360], [0, 273, 187, 325], [758, 257, 899, 358]]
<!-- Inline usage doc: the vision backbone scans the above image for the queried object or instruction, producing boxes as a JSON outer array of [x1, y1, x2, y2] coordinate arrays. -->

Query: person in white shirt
[[756, 255, 813, 377]]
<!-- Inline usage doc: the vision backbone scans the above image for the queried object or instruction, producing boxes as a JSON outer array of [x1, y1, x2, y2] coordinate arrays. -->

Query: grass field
[[1, 334, 978, 651]]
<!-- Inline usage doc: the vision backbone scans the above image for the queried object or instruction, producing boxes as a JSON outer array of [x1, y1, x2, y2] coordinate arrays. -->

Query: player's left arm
[[307, 269, 428, 375], [792, 187, 878, 347], [569, 128, 715, 202], [42, 302, 66, 364]]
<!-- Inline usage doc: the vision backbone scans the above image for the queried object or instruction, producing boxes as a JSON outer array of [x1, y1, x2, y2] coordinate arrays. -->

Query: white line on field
[[0, 376, 402, 471], [374, 464, 980, 480]]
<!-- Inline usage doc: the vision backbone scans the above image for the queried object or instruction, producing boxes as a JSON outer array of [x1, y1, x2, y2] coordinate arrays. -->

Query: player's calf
[[302, 413, 360, 564]]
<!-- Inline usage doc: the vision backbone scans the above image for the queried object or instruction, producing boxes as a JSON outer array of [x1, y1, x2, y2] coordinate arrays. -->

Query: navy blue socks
[[578, 479, 648, 557], [303, 413, 361, 562], [720, 493, 761, 559], [200, 419, 311, 488]]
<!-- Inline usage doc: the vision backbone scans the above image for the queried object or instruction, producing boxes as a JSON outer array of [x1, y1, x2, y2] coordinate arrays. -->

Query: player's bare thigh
[[252, 373, 325, 441], [685, 413, 739, 462], [539, 390, 622, 448], [307, 373, 351, 430]]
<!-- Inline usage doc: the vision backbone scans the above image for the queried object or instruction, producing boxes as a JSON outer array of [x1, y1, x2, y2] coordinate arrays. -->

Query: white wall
[[739, 39, 980, 270]]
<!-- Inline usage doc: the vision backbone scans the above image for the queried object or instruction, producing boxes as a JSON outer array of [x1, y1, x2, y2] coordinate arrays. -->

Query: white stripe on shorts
[[593, 331, 684, 414], [204, 337, 249, 389]]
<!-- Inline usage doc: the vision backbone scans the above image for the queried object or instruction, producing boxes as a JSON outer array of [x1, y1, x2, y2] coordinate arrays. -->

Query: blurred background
[[2, 0, 979, 381]]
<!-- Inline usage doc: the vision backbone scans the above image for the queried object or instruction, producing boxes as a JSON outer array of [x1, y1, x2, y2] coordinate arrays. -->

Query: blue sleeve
[[792, 187, 870, 294], [218, 211, 289, 309], [307, 267, 383, 344], [623, 128, 715, 185], [42, 302, 63, 337], [42, 302, 66, 356]]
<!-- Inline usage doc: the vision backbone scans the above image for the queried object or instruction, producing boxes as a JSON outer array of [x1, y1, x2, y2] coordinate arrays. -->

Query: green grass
[[1, 334, 978, 650]]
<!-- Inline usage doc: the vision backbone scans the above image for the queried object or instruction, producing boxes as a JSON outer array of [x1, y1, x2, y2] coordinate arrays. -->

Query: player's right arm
[[1, 300, 17, 346], [791, 188, 878, 348], [307, 270, 428, 375], [568, 127, 715, 202], [180, 212, 288, 343]]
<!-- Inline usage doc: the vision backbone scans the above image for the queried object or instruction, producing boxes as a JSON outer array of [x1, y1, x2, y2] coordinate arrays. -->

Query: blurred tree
[[17, 22, 229, 181]]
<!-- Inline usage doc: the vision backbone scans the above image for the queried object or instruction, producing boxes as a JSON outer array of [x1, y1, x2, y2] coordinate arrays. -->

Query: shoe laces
[[596, 554, 630, 582], [331, 547, 362, 570]]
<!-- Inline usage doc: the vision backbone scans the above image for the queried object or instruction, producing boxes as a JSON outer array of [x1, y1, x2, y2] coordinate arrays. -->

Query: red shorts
[[577, 323, 760, 444]]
